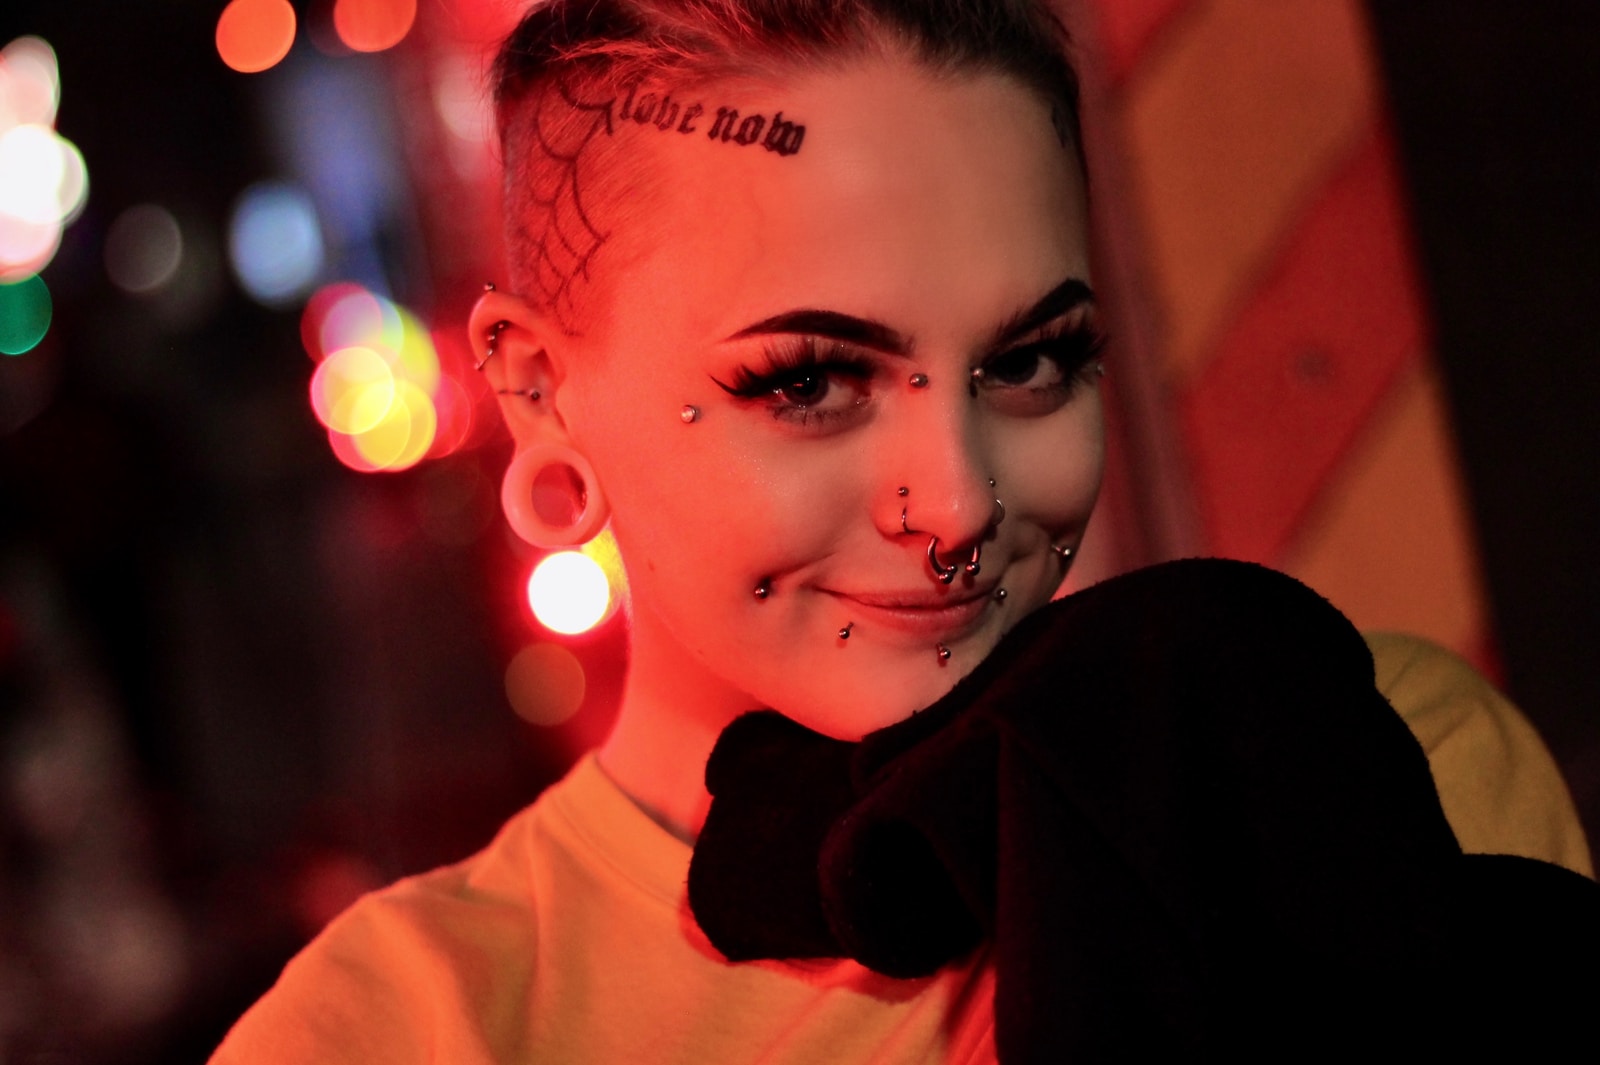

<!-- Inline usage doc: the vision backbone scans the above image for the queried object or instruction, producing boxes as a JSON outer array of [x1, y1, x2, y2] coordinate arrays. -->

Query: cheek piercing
[[928, 537, 959, 583], [754, 577, 772, 600], [995, 588, 1007, 602], [838, 622, 853, 640], [680, 405, 700, 424], [909, 373, 929, 389], [936, 644, 951, 662], [1051, 544, 1076, 565]]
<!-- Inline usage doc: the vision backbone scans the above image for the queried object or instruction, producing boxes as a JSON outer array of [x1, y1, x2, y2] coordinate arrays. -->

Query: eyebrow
[[722, 277, 1095, 355]]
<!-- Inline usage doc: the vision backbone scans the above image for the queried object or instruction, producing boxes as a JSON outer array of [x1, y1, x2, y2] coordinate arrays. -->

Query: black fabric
[[687, 558, 1600, 1060]]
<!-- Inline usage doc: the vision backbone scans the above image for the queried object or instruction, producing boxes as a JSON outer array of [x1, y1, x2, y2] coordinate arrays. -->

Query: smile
[[822, 583, 997, 640]]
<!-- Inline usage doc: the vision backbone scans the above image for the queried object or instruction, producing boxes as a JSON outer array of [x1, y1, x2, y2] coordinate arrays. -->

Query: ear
[[468, 287, 575, 448]]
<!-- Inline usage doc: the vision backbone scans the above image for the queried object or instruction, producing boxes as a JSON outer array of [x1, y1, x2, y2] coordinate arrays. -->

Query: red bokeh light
[[215, 0, 297, 74]]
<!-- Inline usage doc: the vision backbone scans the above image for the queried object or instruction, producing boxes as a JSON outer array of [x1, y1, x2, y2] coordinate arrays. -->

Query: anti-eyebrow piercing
[[927, 537, 959, 583], [969, 367, 985, 397], [754, 577, 772, 600], [838, 622, 853, 640], [476, 319, 510, 371], [909, 373, 930, 389], [936, 644, 951, 662], [680, 405, 701, 424]]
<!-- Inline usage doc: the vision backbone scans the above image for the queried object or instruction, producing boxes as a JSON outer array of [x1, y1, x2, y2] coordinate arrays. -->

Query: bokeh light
[[0, 273, 51, 355], [527, 551, 612, 636], [332, 0, 417, 54], [301, 282, 454, 473], [215, 0, 298, 75], [104, 204, 183, 294], [228, 182, 323, 306], [0, 38, 87, 282], [504, 643, 587, 726]]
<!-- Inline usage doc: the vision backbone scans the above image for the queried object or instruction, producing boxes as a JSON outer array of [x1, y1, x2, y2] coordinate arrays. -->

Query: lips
[[822, 583, 997, 639]]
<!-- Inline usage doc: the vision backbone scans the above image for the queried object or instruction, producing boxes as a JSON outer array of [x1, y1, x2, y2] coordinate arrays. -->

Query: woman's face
[[557, 54, 1102, 739]]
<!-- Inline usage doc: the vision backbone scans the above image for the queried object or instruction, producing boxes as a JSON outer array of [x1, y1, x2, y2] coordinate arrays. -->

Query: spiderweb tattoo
[[517, 81, 616, 332]]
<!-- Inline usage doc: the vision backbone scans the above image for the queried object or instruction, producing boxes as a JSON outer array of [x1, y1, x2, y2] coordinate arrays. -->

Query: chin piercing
[[995, 587, 1007, 602], [476, 319, 510, 371], [838, 622, 853, 640], [680, 405, 700, 424], [909, 373, 929, 389], [936, 644, 951, 662], [754, 577, 772, 600], [927, 537, 959, 584], [897, 486, 909, 497]]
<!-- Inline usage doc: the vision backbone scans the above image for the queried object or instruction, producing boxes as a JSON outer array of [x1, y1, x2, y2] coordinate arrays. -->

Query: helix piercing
[[754, 577, 772, 600], [909, 373, 929, 389], [838, 623, 853, 640], [936, 644, 951, 662], [497, 387, 541, 401], [680, 405, 700, 424], [476, 319, 510, 371], [927, 537, 959, 584], [964, 544, 981, 576]]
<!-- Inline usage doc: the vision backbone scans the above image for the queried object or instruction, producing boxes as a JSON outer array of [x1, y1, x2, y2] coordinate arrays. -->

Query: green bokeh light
[[0, 275, 52, 356]]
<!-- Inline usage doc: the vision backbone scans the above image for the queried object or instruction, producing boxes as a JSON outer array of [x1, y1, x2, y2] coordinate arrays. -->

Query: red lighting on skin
[[215, 0, 297, 74], [332, 0, 417, 54]]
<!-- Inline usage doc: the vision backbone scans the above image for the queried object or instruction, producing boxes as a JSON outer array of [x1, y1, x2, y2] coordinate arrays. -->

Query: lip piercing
[[928, 537, 959, 583], [995, 588, 1007, 602], [680, 405, 700, 424], [936, 644, 951, 662], [909, 373, 929, 389], [839, 623, 853, 640], [754, 577, 772, 600], [964, 544, 981, 576], [476, 319, 510, 371]]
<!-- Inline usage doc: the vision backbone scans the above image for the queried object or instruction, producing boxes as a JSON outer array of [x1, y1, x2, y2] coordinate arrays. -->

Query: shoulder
[[1366, 632, 1593, 877], [209, 801, 549, 1065]]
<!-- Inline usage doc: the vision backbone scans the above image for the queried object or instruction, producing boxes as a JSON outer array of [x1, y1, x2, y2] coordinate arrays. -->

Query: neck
[[597, 606, 759, 844]]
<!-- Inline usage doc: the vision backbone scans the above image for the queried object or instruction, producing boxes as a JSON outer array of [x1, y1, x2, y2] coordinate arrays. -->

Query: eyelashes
[[711, 320, 1109, 429]]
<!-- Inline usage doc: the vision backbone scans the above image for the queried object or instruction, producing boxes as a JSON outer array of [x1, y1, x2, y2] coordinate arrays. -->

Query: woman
[[213, 1, 1595, 1061]]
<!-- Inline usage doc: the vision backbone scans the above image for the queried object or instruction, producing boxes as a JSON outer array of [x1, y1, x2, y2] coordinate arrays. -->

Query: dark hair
[[491, 0, 1083, 332]]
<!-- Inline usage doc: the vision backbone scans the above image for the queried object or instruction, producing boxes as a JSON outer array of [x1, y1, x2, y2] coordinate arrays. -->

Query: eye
[[983, 345, 1066, 389], [976, 322, 1106, 417], [712, 337, 876, 430]]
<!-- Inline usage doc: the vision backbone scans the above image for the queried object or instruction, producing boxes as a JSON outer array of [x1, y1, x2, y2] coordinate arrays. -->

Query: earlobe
[[501, 441, 611, 548]]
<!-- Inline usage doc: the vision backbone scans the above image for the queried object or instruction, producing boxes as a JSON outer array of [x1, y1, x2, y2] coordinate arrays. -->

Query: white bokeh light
[[527, 552, 612, 636]]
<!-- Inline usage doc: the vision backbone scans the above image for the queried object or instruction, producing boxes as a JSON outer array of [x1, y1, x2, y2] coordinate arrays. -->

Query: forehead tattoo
[[517, 79, 807, 331]]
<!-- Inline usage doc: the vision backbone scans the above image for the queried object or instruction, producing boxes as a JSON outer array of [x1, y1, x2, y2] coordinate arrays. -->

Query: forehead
[[581, 56, 1087, 355]]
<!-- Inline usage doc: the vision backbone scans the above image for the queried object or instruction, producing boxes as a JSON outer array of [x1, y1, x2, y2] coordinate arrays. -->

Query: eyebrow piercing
[[909, 373, 929, 389], [754, 577, 772, 600], [928, 537, 959, 583], [680, 405, 701, 424], [936, 644, 951, 662], [838, 622, 853, 640]]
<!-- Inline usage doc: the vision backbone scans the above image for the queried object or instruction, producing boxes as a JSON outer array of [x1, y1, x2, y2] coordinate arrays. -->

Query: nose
[[881, 397, 998, 569]]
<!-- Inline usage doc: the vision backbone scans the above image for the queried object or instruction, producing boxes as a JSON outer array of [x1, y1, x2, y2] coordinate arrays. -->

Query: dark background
[[0, 1, 1595, 1060]]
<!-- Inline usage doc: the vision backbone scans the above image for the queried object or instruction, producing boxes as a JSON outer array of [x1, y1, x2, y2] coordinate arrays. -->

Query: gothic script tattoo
[[519, 81, 806, 330]]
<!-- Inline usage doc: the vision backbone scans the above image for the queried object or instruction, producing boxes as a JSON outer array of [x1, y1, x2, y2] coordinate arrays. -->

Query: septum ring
[[927, 537, 981, 583]]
